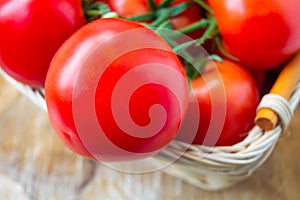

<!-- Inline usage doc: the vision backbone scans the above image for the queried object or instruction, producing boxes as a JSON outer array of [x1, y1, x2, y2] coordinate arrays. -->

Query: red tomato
[[107, 0, 202, 31], [178, 60, 260, 146], [208, 0, 300, 71], [0, 0, 86, 87], [45, 18, 189, 162]]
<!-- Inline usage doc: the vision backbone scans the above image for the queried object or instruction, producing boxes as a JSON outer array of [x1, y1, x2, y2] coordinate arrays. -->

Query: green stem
[[193, 0, 213, 14], [174, 18, 217, 53], [176, 18, 209, 35], [147, 0, 158, 12], [209, 54, 223, 62], [150, 2, 193, 28], [126, 13, 154, 21], [150, 9, 170, 27], [159, 0, 174, 8], [184, 55, 210, 80], [196, 17, 217, 45], [156, 20, 172, 29], [215, 36, 239, 61], [85, 10, 102, 16], [83, 1, 112, 21], [173, 40, 195, 53], [169, 2, 193, 17]]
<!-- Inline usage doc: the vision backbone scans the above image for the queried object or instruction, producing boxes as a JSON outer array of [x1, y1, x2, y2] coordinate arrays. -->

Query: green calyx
[[82, 0, 117, 22], [80, 0, 236, 81], [126, 0, 194, 28]]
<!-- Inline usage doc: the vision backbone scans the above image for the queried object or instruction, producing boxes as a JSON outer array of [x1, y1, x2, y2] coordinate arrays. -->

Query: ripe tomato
[[107, 0, 202, 31], [208, 0, 300, 71], [0, 0, 85, 87], [45, 18, 189, 162], [178, 59, 260, 146]]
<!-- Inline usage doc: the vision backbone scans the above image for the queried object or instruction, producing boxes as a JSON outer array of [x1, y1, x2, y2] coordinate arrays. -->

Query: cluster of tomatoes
[[1, 0, 300, 162]]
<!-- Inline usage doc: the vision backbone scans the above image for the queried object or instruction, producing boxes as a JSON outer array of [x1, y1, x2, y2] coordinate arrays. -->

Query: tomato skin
[[107, 0, 202, 31], [45, 18, 188, 161], [181, 60, 260, 146], [0, 0, 85, 87], [208, 0, 300, 71]]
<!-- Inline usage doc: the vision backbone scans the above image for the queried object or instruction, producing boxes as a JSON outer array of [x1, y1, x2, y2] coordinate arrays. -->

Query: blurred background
[[0, 75, 299, 200]]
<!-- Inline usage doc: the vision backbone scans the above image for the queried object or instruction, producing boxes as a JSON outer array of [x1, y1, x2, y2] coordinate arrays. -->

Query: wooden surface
[[0, 75, 300, 200]]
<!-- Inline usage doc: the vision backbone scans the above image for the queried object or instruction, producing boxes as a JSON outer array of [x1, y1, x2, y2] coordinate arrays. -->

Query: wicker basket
[[1, 68, 300, 191]]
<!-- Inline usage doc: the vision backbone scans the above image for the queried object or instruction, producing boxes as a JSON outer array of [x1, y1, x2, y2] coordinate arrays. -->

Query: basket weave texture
[[1, 69, 300, 191]]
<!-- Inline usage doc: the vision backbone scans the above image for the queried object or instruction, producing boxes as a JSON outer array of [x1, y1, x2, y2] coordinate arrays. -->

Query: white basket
[[1, 68, 300, 191]]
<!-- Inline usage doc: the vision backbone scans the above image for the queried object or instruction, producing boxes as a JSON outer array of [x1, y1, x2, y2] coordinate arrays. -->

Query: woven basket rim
[[155, 81, 300, 173], [1, 68, 300, 182]]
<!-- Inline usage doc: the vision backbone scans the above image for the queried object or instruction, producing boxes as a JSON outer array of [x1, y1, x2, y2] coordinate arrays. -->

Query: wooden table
[[0, 75, 299, 200]]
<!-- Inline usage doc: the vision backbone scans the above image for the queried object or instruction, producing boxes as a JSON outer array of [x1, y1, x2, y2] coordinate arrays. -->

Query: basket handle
[[255, 51, 300, 131]]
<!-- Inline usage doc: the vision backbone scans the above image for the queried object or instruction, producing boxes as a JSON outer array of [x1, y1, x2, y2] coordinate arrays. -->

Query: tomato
[[0, 0, 86, 87], [208, 0, 300, 71], [45, 18, 189, 162], [107, 0, 202, 31], [178, 59, 260, 146]]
